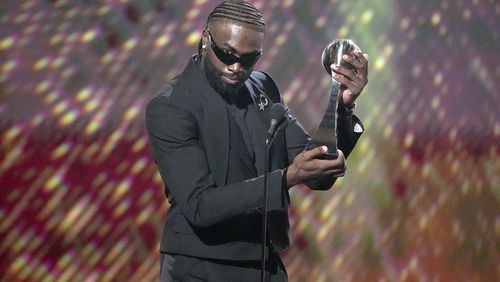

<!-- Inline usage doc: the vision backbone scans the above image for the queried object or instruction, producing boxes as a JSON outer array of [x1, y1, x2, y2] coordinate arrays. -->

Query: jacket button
[[250, 207, 264, 214]]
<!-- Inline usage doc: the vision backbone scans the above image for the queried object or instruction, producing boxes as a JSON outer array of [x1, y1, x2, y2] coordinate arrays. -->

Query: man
[[146, 1, 368, 281]]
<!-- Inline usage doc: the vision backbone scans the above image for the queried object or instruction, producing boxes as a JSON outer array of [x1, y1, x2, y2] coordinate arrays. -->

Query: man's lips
[[222, 75, 241, 85]]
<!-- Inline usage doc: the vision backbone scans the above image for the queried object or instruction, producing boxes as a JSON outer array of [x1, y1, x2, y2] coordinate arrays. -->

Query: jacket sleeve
[[303, 113, 363, 190], [146, 94, 288, 228]]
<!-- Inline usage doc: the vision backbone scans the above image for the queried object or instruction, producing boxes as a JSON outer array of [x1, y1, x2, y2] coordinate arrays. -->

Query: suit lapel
[[179, 59, 230, 186], [245, 77, 287, 174], [245, 79, 271, 175], [179, 58, 261, 185]]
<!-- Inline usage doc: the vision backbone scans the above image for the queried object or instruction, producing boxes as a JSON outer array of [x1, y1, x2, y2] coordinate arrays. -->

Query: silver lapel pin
[[257, 94, 268, 111]]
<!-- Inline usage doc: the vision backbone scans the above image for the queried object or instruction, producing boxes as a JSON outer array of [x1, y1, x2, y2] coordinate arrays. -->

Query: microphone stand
[[261, 135, 273, 282], [260, 104, 286, 282]]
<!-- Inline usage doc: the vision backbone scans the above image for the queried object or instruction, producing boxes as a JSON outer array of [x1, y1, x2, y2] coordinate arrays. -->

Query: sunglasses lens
[[209, 31, 260, 67], [240, 55, 260, 67], [220, 53, 239, 65]]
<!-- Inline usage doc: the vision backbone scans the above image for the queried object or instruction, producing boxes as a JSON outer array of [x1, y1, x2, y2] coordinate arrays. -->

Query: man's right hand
[[285, 146, 346, 188]]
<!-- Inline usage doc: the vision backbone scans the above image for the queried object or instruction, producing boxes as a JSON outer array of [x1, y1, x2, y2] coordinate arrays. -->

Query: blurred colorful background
[[0, 0, 498, 281]]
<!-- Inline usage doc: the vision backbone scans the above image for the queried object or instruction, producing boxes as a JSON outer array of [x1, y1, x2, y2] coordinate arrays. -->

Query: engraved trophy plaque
[[305, 39, 359, 159]]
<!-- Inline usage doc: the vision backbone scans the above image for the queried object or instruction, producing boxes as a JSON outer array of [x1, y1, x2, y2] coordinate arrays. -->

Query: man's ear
[[201, 30, 209, 49]]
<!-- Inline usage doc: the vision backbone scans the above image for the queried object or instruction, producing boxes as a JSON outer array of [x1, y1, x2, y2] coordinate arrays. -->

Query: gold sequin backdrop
[[0, 0, 498, 281]]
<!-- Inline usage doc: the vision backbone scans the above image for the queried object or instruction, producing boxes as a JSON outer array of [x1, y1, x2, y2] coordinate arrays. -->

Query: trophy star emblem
[[257, 94, 268, 111]]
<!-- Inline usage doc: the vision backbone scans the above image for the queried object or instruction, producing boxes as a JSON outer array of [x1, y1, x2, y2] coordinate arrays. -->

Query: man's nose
[[227, 62, 242, 73]]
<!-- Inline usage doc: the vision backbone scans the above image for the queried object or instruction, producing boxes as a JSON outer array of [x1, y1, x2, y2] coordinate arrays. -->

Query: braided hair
[[207, 0, 265, 32], [198, 0, 266, 55]]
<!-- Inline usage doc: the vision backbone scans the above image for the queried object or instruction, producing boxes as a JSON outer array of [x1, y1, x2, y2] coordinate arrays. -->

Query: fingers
[[336, 149, 345, 162], [332, 70, 356, 89], [330, 51, 368, 97], [331, 57, 367, 77], [351, 50, 369, 72], [289, 149, 348, 185], [302, 145, 328, 160], [303, 148, 346, 172], [330, 51, 369, 78], [323, 167, 345, 177], [352, 51, 369, 79], [322, 149, 346, 174], [342, 54, 362, 70], [331, 64, 356, 81], [331, 69, 363, 97]]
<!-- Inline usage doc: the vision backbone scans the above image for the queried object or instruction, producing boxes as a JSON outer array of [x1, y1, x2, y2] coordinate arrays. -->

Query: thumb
[[303, 146, 328, 160]]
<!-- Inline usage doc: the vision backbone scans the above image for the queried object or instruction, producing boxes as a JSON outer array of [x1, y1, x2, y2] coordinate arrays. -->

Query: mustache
[[223, 72, 248, 81]]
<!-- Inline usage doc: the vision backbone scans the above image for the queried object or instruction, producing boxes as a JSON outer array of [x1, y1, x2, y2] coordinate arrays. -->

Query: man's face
[[202, 22, 264, 96]]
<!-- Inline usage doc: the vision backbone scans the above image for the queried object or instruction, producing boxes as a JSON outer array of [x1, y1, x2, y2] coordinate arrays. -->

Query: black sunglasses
[[207, 30, 261, 68]]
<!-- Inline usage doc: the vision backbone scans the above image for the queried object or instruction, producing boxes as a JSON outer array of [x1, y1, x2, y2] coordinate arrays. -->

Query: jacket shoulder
[[154, 76, 179, 99], [146, 76, 197, 118], [249, 71, 282, 103]]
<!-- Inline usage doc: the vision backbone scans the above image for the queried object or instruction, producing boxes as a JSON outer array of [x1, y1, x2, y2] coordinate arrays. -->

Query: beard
[[203, 56, 251, 96]]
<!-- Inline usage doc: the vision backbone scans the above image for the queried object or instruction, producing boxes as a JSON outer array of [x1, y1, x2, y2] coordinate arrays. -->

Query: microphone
[[266, 103, 287, 143]]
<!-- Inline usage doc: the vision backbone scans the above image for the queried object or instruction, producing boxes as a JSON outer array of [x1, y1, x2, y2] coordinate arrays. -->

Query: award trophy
[[305, 39, 360, 159]]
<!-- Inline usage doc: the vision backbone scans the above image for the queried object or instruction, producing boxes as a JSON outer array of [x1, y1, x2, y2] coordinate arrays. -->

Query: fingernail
[[322, 146, 328, 152], [331, 64, 339, 69], [342, 54, 349, 59]]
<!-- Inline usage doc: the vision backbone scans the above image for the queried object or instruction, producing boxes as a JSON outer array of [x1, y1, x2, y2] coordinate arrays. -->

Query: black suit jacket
[[145, 56, 363, 261]]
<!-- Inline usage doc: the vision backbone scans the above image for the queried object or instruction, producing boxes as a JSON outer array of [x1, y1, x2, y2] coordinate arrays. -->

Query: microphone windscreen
[[269, 103, 286, 124]]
